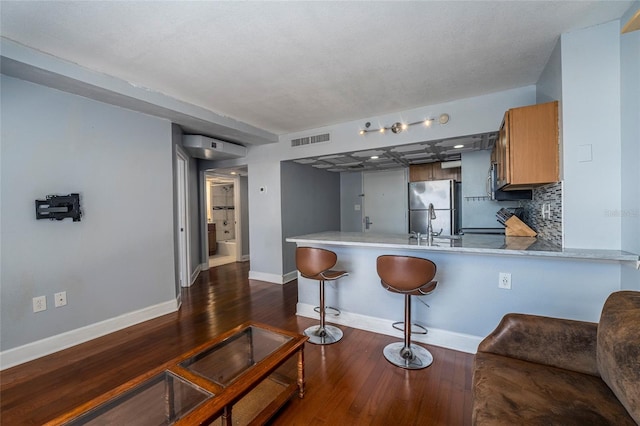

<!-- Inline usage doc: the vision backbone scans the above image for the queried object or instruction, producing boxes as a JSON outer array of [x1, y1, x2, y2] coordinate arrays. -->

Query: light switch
[[354, 204, 361, 211]]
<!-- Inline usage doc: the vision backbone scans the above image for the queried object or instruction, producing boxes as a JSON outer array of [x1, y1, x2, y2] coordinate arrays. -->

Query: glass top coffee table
[[46, 322, 307, 425]]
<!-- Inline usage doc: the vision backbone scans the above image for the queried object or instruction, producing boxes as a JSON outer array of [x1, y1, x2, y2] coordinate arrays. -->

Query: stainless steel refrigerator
[[408, 179, 457, 235]]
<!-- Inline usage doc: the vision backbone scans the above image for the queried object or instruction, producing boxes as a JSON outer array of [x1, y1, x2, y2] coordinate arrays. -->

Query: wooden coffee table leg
[[297, 347, 305, 398], [222, 405, 233, 426], [166, 375, 176, 422]]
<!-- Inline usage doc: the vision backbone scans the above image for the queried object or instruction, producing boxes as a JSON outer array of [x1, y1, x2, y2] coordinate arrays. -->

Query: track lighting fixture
[[359, 113, 449, 135]]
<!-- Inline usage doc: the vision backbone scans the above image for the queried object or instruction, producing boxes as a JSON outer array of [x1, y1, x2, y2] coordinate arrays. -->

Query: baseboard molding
[[189, 264, 202, 286], [282, 270, 298, 283], [296, 303, 482, 354], [0, 299, 179, 370], [240, 255, 250, 262], [248, 270, 287, 284], [248, 270, 297, 285]]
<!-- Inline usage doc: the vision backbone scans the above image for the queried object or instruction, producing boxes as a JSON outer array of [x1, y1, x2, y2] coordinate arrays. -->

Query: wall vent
[[291, 133, 330, 147]]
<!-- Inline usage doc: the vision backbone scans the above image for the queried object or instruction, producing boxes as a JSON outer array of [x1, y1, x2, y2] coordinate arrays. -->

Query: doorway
[[204, 168, 246, 268], [362, 169, 408, 234]]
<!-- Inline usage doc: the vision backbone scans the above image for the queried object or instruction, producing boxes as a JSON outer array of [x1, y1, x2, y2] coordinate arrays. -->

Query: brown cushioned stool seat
[[377, 255, 437, 369], [296, 247, 348, 345]]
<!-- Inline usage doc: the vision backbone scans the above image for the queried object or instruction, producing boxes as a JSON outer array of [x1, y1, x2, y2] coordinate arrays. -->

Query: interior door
[[362, 169, 407, 234]]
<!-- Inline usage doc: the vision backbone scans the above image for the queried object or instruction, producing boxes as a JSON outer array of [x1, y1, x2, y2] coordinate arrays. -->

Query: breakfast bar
[[287, 232, 639, 353]]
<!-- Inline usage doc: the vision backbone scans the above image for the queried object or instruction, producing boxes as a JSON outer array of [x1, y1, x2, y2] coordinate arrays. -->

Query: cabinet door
[[508, 101, 558, 186], [409, 163, 460, 182], [409, 163, 434, 182]]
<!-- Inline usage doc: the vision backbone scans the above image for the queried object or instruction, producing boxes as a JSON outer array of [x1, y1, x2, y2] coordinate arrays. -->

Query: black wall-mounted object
[[35, 193, 82, 222]]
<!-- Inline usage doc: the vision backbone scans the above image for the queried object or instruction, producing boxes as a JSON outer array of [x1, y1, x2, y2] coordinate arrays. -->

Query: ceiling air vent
[[291, 133, 330, 147]]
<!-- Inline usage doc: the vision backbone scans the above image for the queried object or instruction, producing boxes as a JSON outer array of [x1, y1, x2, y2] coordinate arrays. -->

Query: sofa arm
[[478, 313, 599, 376]]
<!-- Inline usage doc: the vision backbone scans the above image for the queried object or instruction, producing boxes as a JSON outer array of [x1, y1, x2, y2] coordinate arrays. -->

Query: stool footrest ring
[[314, 306, 341, 316], [391, 321, 428, 335]]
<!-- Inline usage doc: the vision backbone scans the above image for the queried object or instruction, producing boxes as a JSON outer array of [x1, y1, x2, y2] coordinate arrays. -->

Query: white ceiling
[[0, 1, 633, 136]]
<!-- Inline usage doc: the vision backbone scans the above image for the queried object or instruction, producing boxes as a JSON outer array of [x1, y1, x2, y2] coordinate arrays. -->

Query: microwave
[[487, 163, 532, 201]]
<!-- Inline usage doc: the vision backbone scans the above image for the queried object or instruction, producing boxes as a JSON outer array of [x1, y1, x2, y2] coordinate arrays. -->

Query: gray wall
[[281, 161, 341, 275], [340, 172, 363, 232], [0, 75, 176, 351], [536, 39, 562, 104], [561, 21, 622, 249], [536, 37, 563, 180], [620, 3, 640, 290]]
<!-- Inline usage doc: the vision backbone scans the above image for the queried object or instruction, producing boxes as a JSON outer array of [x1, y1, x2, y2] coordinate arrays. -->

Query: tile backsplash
[[521, 182, 563, 246]]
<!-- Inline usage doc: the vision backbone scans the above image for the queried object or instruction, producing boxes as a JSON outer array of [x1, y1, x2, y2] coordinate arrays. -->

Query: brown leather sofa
[[472, 291, 639, 425]]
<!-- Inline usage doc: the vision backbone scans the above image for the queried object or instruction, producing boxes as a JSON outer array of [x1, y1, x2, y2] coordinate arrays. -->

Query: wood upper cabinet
[[409, 162, 461, 182], [496, 101, 559, 190]]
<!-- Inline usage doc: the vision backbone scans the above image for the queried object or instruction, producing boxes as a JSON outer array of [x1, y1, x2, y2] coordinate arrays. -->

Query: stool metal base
[[383, 342, 433, 369], [304, 324, 343, 345]]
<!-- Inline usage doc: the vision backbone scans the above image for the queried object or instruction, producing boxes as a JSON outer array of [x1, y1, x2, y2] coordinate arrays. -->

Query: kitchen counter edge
[[286, 232, 640, 264]]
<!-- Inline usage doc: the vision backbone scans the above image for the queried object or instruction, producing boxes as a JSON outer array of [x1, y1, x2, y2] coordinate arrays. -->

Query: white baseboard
[[240, 255, 250, 262], [0, 299, 179, 370], [190, 264, 202, 286], [282, 270, 298, 283], [248, 270, 297, 285], [248, 270, 286, 284], [296, 302, 482, 354]]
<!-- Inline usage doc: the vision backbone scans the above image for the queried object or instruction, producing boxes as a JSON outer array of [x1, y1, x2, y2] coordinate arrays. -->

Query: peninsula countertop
[[286, 231, 640, 264]]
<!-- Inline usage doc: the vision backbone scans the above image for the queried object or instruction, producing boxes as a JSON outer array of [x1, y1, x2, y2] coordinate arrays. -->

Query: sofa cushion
[[473, 352, 636, 425], [477, 313, 599, 376], [597, 291, 640, 424]]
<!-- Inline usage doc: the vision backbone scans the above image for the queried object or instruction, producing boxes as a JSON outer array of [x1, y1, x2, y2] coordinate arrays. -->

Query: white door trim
[[176, 151, 191, 287]]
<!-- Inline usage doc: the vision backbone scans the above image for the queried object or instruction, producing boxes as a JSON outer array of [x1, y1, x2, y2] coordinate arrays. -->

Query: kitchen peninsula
[[287, 232, 639, 353]]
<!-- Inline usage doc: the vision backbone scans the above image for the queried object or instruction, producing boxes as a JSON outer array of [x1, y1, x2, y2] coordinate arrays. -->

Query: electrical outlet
[[54, 291, 67, 308], [33, 296, 47, 312], [498, 272, 512, 290]]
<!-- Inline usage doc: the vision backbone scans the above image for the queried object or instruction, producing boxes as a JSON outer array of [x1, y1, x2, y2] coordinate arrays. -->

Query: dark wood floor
[[0, 262, 473, 425]]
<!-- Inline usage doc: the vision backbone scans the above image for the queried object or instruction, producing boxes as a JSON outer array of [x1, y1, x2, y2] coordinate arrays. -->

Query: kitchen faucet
[[409, 203, 441, 246], [427, 203, 436, 237]]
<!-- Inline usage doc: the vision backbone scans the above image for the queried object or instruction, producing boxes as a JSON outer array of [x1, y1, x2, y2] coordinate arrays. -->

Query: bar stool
[[296, 247, 348, 345], [377, 255, 438, 369]]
